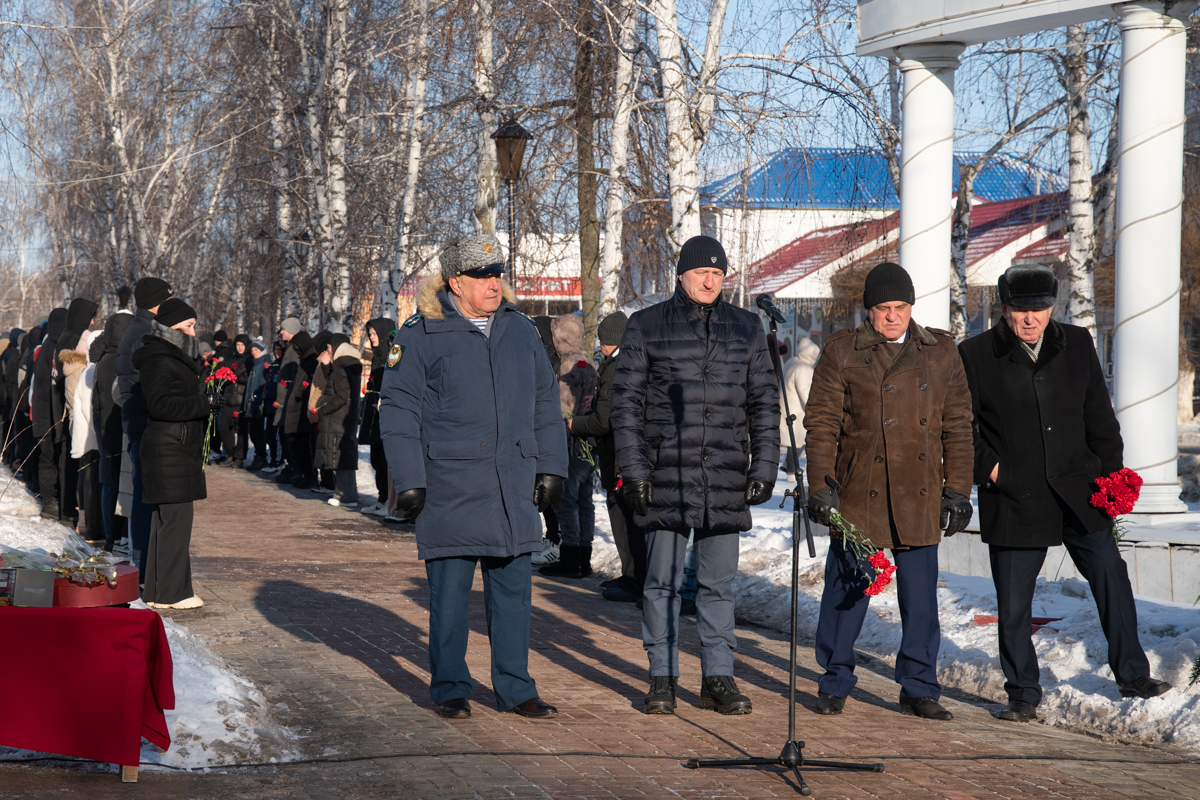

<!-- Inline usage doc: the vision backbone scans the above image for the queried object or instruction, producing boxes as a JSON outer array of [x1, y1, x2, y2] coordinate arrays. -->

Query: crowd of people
[[0, 278, 414, 610], [0, 230, 1176, 728]]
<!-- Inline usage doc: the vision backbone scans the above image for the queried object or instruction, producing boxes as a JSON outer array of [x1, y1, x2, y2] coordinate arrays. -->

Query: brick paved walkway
[[5, 467, 1200, 799]]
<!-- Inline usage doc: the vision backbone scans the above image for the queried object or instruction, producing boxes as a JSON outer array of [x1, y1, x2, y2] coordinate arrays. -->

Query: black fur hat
[[998, 264, 1058, 310]]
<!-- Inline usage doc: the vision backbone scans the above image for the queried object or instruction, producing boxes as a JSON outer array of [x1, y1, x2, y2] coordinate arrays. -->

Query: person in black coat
[[611, 235, 780, 716], [13, 326, 42, 484], [360, 317, 395, 514], [1, 328, 25, 464], [32, 308, 67, 520], [133, 298, 213, 610], [216, 334, 252, 467], [314, 333, 362, 508], [959, 264, 1172, 722], [94, 312, 134, 550], [283, 331, 319, 490], [571, 311, 645, 602]]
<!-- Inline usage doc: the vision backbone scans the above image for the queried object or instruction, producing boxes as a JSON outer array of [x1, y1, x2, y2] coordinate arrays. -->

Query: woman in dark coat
[[313, 333, 362, 507], [132, 298, 214, 609], [360, 317, 395, 515]]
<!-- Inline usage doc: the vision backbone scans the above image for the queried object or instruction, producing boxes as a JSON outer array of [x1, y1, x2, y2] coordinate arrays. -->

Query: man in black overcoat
[[958, 264, 1172, 723]]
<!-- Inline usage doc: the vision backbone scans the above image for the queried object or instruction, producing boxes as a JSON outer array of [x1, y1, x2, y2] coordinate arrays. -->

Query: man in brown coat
[[804, 262, 974, 719]]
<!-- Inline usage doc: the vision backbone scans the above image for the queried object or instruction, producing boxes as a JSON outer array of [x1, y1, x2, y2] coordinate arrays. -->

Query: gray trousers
[[144, 502, 194, 605], [334, 470, 358, 504], [643, 529, 739, 678]]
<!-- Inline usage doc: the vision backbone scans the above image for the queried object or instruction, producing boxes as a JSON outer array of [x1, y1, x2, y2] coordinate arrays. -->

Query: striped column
[[1113, 2, 1194, 513]]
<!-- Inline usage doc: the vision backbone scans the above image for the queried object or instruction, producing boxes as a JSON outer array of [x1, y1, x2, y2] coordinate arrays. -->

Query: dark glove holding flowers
[[207, 392, 227, 411], [807, 478, 839, 527]]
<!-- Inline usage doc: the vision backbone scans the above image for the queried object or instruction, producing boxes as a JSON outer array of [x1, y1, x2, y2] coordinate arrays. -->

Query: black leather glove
[[745, 479, 773, 506], [207, 392, 227, 411], [807, 479, 839, 527], [941, 487, 973, 537], [533, 473, 564, 512], [393, 487, 426, 521], [623, 477, 653, 516]]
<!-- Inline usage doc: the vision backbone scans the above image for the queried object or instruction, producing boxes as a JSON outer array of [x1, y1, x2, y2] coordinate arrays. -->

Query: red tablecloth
[[0, 607, 174, 766]]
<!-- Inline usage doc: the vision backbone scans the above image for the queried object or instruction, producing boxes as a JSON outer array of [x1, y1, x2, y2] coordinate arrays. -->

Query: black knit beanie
[[676, 235, 728, 275], [862, 262, 914, 309], [597, 311, 628, 346], [156, 298, 197, 328], [134, 277, 172, 310]]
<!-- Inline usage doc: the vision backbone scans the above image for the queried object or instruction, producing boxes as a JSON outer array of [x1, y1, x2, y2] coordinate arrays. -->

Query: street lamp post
[[491, 119, 533, 291], [254, 230, 271, 336]]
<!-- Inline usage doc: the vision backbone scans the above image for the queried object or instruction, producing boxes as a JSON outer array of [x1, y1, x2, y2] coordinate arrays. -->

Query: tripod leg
[[790, 766, 812, 796]]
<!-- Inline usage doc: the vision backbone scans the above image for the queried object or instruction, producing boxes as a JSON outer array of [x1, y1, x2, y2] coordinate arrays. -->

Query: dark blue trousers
[[425, 554, 537, 710], [129, 439, 152, 579], [815, 538, 941, 700], [555, 454, 596, 547]]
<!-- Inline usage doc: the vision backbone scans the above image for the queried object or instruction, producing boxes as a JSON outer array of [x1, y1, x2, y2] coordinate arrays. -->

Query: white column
[[1113, 2, 1195, 513], [896, 43, 964, 329]]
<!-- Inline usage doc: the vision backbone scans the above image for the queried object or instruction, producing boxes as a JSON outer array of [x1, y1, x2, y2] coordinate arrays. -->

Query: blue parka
[[379, 276, 568, 560]]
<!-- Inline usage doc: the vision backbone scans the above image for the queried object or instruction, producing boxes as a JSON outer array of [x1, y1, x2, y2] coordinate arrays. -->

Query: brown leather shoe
[[508, 697, 558, 718], [436, 697, 471, 719]]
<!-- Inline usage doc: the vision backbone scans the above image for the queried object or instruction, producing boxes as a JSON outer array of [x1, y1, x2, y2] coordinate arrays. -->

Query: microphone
[[756, 294, 787, 324]]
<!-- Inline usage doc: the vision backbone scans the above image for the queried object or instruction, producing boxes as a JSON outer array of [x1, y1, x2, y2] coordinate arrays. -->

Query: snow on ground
[[0, 465, 295, 770], [133, 599, 297, 769], [589, 476, 1200, 752]]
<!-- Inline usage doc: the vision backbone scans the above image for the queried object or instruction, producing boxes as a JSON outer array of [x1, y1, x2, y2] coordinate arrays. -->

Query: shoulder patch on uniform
[[387, 344, 404, 369], [507, 308, 537, 325], [402, 314, 423, 328]]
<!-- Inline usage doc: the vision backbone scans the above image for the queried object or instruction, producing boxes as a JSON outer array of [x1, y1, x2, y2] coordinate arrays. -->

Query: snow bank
[[133, 599, 297, 769], [590, 479, 1200, 752]]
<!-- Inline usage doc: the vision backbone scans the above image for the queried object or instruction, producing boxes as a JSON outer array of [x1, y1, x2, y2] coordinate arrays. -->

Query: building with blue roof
[[701, 147, 1067, 278]]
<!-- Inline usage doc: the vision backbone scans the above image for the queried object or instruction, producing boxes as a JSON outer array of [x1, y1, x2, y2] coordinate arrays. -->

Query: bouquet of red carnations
[[827, 510, 896, 596], [201, 366, 239, 468], [1089, 467, 1142, 541]]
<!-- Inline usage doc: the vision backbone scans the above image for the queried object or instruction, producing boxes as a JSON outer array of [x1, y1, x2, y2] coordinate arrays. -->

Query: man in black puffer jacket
[[611, 235, 780, 717]]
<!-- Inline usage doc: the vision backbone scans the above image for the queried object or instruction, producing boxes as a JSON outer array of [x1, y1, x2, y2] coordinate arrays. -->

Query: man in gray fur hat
[[380, 233, 567, 720]]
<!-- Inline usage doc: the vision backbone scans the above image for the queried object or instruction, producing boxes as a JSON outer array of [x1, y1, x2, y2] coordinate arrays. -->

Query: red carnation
[[1090, 468, 1142, 518], [302, 381, 309, 388], [576, 360, 587, 369], [864, 550, 896, 596], [232, 411, 239, 418]]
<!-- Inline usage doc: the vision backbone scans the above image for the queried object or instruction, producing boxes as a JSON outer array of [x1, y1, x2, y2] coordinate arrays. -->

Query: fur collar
[[854, 318, 938, 351], [58, 349, 88, 367], [415, 274, 517, 321]]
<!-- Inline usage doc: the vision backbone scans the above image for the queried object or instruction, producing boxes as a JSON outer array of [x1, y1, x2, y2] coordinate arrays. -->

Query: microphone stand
[[685, 311, 882, 796]]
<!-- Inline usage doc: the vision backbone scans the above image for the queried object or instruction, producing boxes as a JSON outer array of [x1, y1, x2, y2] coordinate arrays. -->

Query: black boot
[[539, 544, 582, 577], [579, 545, 593, 578]]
